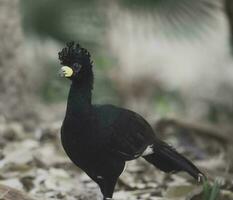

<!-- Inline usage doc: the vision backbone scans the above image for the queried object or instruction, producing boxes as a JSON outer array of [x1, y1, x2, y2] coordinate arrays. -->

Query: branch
[[0, 184, 35, 200], [155, 118, 233, 143]]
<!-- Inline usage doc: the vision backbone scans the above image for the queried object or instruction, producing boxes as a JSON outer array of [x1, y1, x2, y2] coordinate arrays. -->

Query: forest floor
[[0, 106, 233, 200]]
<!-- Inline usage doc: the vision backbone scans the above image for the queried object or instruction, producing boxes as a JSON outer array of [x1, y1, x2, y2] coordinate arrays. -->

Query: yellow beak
[[59, 66, 73, 77]]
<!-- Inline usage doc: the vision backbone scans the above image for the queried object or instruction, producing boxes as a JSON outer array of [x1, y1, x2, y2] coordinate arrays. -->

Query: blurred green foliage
[[19, 0, 233, 122], [40, 61, 70, 103], [153, 90, 185, 117], [20, 0, 106, 47], [203, 180, 220, 200], [20, 0, 119, 104]]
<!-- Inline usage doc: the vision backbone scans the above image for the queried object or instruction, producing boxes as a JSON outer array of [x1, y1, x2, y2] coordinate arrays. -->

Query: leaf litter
[[0, 118, 232, 200]]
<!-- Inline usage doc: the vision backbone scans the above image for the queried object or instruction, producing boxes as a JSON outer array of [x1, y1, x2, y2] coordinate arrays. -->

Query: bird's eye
[[73, 63, 82, 73]]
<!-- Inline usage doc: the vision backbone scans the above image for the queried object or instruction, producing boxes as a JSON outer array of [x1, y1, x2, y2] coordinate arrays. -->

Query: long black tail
[[143, 141, 205, 181]]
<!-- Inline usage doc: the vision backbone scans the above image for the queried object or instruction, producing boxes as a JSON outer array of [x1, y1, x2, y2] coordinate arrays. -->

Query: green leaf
[[209, 181, 220, 200]]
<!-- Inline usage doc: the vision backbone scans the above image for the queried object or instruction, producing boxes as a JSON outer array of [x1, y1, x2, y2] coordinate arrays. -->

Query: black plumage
[[58, 42, 204, 200]]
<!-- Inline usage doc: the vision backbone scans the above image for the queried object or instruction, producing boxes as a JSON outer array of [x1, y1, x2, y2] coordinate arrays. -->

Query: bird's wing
[[94, 105, 155, 161], [107, 126, 151, 161]]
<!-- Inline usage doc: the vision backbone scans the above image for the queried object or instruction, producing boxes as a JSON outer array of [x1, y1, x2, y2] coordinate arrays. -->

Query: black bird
[[58, 42, 205, 200]]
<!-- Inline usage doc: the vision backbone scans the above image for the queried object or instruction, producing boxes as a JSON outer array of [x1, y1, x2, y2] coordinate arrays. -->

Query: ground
[[0, 112, 233, 200]]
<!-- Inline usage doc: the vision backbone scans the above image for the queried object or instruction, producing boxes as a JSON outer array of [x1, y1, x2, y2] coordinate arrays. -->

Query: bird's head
[[58, 42, 93, 81]]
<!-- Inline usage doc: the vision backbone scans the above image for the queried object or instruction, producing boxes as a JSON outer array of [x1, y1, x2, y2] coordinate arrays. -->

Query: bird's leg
[[98, 177, 117, 200]]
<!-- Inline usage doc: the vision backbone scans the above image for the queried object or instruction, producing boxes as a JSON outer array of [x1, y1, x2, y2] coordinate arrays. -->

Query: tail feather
[[143, 141, 204, 180]]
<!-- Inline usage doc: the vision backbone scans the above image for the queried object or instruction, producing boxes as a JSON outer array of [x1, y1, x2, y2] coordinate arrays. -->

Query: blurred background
[[0, 0, 233, 199]]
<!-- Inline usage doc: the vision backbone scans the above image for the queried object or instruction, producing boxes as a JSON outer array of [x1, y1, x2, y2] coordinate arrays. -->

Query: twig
[[0, 184, 35, 200], [118, 177, 135, 190], [0, 189, 10, 199], [155, 118, 233, 143]]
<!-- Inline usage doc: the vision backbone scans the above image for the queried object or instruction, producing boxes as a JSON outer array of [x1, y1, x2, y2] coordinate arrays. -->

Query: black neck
[[66, 72, 93, 116]]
